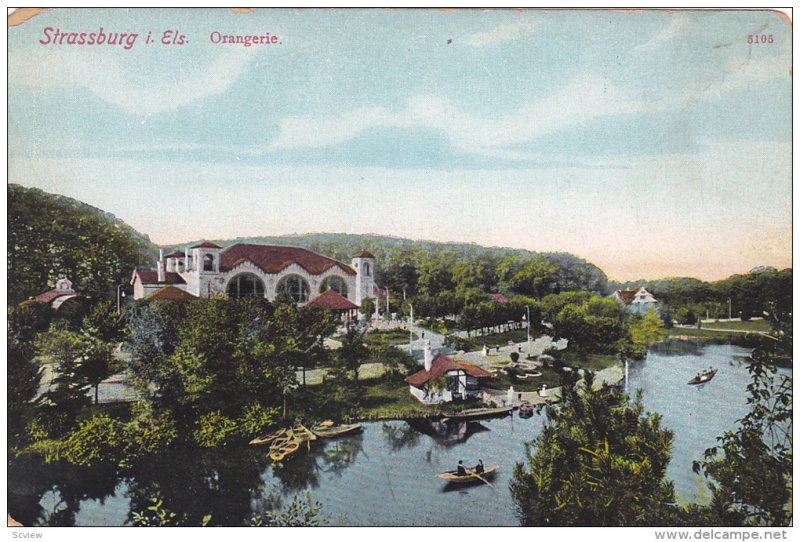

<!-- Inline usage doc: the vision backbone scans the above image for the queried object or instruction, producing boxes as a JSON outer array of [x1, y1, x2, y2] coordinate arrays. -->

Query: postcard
[[6, 7, 792, 532]]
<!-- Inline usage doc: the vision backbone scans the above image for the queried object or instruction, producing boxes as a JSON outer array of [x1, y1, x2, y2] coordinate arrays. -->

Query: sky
[[7, 8, 792, 281]]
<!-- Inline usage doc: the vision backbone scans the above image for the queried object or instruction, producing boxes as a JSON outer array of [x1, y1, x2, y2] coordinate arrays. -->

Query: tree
[[629, 309, 667, 348], [693, 310, 792, 526], [8, 304, 47, 436], [359, 297, 375, 319], [551, 296, 627, 355], [82, 337, 113, 405], [335, 326, 369, 384], [35, 324, 94, 412], [510, 373, 676, 526]]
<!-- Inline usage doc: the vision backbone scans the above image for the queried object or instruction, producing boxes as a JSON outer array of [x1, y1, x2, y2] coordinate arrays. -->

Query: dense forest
[[8, 184, 156, 305]]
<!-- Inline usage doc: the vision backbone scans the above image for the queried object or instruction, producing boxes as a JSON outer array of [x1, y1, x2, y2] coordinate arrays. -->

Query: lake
[[8, 340, 788, 526]]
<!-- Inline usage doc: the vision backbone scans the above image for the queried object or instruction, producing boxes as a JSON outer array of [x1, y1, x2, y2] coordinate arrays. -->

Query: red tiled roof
[[305, 290, 358, 311], [615, 289, 638, 305], [132, 270, 186, 285], [145, 285, 198, 301], [33, 290, 80, 304], [165, 250, 185, 258], [220, 244, 356, 276], [191, 241, 222, 249], [405, 353, 493, 388], [490, 293, 509, 304], [352, 250, 375, 259]]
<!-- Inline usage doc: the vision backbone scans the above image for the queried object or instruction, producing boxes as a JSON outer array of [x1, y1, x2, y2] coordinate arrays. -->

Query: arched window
[[363, 262, 371, 277], [227, 273, 265, 299], [319, 275, 348, 297], [277, 274, 310, 303], [203, 254, 215, 272]]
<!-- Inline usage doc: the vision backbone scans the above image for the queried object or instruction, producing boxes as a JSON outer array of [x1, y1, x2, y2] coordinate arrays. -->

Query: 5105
[[748, 34, 774, 44]]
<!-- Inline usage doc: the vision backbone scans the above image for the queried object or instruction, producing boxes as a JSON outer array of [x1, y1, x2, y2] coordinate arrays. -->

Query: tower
[[351, 250, 376, 306], [190, 241, 223, 296]]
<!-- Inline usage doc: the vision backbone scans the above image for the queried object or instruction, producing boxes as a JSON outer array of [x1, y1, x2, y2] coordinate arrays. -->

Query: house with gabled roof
[[611, 286, 659, 315], [405, 343, 493, 404], [131, 242, 378, 309]]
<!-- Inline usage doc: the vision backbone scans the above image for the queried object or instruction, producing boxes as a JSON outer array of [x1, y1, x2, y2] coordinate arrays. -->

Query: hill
[[8, 184, 156, 305]]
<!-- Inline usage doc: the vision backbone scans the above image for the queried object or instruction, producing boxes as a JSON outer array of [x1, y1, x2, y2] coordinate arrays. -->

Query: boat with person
[[688, 368, 717, 385], [437, 465, 499, 484], [441, 407, 512, 422]]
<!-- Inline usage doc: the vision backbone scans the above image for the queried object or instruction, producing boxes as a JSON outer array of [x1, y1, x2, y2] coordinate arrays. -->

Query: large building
[[131, 242, 378, 308]]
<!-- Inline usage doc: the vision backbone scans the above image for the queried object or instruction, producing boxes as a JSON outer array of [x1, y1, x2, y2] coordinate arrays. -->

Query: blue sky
[[8, 8, 792, 280]]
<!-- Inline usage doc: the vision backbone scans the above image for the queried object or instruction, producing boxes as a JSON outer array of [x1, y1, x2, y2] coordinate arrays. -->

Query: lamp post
[[728, 298, 732, 320], [522, 305, 531, 343], [116, 285, 126, 315], [409, 303, 414, 355]]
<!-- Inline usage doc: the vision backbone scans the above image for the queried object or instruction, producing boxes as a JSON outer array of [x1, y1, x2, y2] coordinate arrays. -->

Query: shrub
[[25, 409, 72, 441], [238, 403, 279, 438], [193, 410, 238, 448], [124, 402, 178, 455], [61, 414, 126, 466]]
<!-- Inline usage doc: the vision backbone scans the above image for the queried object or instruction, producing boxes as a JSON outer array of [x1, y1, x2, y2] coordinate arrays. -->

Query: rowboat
[[269, 440, 300, 462], [442, 407, 512, 422], [312, 423, 363, 439], [437, 465, 499, 483], [249, 427, 287, 446], [258, 423, 318, 462], [518, 402, 534, 418], [688, 368, 717, 386]]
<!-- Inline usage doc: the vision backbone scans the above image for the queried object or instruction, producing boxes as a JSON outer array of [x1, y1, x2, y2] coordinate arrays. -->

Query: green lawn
[[668, 327, 741, 340], [364, 329, 418, 346], [354, 380, 483, 420], [483, 368, 561, 392], [699, 319, 770, 332], [556, 351, 618, 372], [456, 328, 539, 351]]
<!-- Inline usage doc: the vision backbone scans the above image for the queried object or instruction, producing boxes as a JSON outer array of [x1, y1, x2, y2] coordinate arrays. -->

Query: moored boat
[[249, 427, 286, 446], [311, 423, 363, 439], [688, 368, 717, 385], [441, 407, 512, 422], [437, 465, 499, 483], [518, 402, 534, 418]]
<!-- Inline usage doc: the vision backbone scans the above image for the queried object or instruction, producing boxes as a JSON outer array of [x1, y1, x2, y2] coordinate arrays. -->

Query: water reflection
[[9, 455, 118, 526], [406, 419, 490, 448], [124, 447, 272, 526]]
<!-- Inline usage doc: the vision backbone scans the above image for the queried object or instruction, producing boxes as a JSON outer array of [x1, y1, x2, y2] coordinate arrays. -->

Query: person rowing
[[474, 459, 484, 474], [457, 460, 467, 476]]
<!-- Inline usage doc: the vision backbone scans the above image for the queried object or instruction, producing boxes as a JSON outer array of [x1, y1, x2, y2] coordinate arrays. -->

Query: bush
[[193, 410, 238, 448], [61, 414, 126, 466], [237, 403, 279, 438], [124, 402, 178, 455], [25, 409, 72, 441]]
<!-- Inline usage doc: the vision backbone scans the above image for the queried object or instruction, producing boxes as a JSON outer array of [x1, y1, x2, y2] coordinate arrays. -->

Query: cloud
[[267, 75, 646, 158], [8, 46, 256, 116], [466, 19, 535, 47]]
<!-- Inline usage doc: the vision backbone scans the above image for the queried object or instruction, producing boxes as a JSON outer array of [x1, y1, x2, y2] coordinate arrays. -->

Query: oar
[[468, 471, 495, 489]]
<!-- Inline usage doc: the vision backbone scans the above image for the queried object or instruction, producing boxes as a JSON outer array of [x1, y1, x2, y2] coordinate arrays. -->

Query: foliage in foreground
[[694, 309, 792, 526], [132, 492, 323, 527], [510, 374, 676, 526]]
